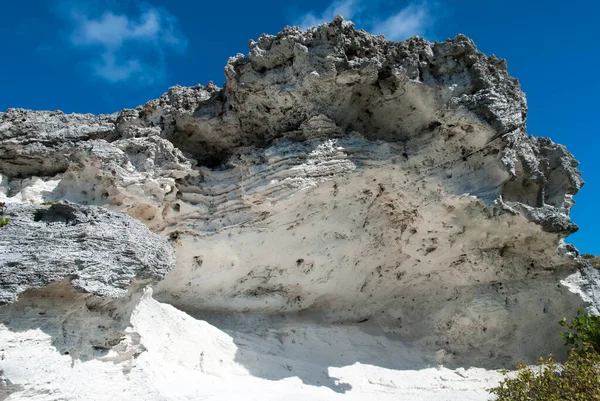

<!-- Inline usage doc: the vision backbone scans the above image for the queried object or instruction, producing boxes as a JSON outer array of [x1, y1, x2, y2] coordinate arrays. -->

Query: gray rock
[[0, 109, 118, 178], [0, 202, 175, 305]]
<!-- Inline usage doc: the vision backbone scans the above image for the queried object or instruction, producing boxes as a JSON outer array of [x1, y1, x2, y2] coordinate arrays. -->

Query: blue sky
[[1, 0, 598, 254]]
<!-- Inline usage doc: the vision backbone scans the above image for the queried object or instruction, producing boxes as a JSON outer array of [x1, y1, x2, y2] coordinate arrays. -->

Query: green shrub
[[559, 308, 600, 353], [0, 217, 9, 227], [581, 254, 600, 269], [489, 348, 600, 401], [489, 309, 600, 400], [41, 200, 61, 206]]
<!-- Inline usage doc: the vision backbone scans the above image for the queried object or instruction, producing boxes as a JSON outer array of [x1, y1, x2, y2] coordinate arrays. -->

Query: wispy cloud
[[297, 0, 363, 29], [62, 3, 188, 85], [370, 3, 432, 40], [295, 1, 437, 41]]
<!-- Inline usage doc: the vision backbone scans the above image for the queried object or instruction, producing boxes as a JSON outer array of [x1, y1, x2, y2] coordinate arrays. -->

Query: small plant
[[489, 347, 600, 400], [0, 202, 8, 227], [41, 200, 61, 206], [559, 308, 600, 353], [581, 254, 600, 269]]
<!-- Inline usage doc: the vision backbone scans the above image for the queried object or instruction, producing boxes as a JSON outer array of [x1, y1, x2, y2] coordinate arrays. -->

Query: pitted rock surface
[[0, 18, 597, 400], [0, 202, 175, 304]]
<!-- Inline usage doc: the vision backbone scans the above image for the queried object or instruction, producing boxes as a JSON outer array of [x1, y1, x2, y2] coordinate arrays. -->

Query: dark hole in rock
[[33, 204, 78, 225], [345, 47, 357, 60]]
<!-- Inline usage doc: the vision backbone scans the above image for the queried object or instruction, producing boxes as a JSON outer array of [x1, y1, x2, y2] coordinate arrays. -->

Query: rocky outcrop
[[0, 18, 582, 231], [0, 202, 175, 304], [0, 16, 598, 401]]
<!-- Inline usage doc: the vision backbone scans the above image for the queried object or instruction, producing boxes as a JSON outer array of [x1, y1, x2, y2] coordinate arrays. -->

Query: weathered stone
[[0, 202, 175, 304], [0, 17, 598, 401]]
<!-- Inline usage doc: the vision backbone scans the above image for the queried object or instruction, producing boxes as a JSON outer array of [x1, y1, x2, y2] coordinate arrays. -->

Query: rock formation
[[0, 202, 175, 305], [0, 16, 598, 400]]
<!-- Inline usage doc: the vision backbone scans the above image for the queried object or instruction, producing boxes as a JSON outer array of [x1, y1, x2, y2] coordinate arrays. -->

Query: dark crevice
[[33, 204, 79, 225]]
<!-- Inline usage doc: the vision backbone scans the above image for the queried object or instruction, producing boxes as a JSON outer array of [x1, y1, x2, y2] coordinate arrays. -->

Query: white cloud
[[297, 0, 362, 29], [65, 4, 188, 85], [295, 1, 436, 41], [370, 3, 431, 41]]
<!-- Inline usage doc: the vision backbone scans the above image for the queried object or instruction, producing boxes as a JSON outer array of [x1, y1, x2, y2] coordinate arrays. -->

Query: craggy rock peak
[[0, 202, 175, 305], [0, 17, 582, 232], [0, 17, 598, 400]]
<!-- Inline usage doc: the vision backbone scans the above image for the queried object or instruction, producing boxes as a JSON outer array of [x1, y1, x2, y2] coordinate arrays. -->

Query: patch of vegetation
[[489, 309, 600, 400], [0, 202, 8, 227], [41, 200, 61, 206], [559, 308, 600, 353], [489, 348, 600, 401], [581, 253, 600, 269]]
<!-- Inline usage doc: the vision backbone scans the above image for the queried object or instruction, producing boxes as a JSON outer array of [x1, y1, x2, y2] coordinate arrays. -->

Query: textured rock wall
[[0, 16, 597, 376], [0, 202, 175, 305]]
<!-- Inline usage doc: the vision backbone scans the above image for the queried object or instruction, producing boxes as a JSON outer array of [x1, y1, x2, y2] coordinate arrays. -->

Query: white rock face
[[0, 17, 598, 400]]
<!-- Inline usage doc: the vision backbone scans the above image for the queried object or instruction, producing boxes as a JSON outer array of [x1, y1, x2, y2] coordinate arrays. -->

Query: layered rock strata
[[0, 17, 598, 400]]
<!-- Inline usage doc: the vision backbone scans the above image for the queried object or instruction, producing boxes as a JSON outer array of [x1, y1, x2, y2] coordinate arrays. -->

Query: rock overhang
[[0, 17, 596, 371]]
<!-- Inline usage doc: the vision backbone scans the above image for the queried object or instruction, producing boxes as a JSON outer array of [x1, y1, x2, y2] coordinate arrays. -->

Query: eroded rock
[[0, 202, 175, 305], [0, 17, 597, 393]]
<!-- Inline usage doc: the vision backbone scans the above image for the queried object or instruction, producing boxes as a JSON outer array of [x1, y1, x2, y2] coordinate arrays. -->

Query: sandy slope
[[1, 287, 503, 401]]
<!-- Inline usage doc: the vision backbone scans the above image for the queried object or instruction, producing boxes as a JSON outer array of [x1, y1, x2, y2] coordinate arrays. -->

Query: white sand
[[1, 288, 504, 400]]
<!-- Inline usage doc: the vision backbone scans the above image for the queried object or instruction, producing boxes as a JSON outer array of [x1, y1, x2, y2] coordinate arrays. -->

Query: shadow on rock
[[193, 311, 436, 394], [0, 281, 146, 366]]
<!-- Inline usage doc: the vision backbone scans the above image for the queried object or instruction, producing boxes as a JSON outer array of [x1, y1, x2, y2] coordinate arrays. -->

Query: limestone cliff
[[0, 17, 598, 401]]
